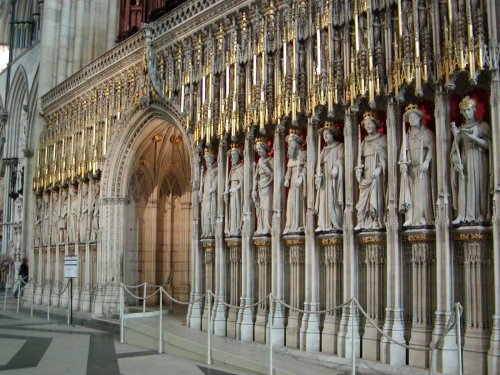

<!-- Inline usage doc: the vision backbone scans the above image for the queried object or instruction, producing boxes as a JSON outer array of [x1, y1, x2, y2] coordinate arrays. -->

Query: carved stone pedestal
[[454, 228, 493, 375], [254, 236, 272, 343], [318, 234, 343, 354], [284, 235, 305, 348], [358, 232, 386, 361], [226, 238, 242, 339], [402, 230, 435, 368], [201, 239, 215, 332]]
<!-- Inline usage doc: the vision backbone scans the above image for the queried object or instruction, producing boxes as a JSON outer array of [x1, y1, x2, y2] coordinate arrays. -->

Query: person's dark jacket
[[19, 263, 28, 281]]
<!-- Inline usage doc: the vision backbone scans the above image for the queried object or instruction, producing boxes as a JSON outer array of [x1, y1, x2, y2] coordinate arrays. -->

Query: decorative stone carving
[[224, 145, 244, 237], [200, 148, 217, 238], [399, 104, 436, 227], [284, 131, 307, 234], [79, 182, 90, 242], [450, 96, 491, 225], [42, 192, 51, 246], [58, 189, 69, 244], [252, 138, 273, 236], [315, 123, 344, 232], [51, 190, 59, 244], [34, 196, 42, 247], [355, 112, 387, 230], [90, 182, 100, 242], [68, 185, 79, 243]]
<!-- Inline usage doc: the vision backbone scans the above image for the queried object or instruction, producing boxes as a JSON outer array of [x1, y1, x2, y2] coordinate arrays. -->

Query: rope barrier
[[161, 289, 208, 305], [274, 296, 352, 315]]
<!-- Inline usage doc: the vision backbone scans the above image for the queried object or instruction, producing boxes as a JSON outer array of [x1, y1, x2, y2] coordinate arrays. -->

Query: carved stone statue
[[90, 182, 100, 242], [399, 104, 436, 227], [450, 96, 491, 224], [42, 192, 51, 245], [51, 190, 59, 243], [315, 124, 344, 232], [79, 182, 90, 242], [252, 138, 274, 235], [224, 145, 244, 237], [284, 130, 307, 234], [34, 196, 42, 246], [59, 189, 69, 244], [68, 185, 79, 243], [200, 148, 218, 238], [355, 112, 388, 230]]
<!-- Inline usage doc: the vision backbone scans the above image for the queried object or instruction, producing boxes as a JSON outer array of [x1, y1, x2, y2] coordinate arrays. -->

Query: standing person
[[14, 257, 28, 298]]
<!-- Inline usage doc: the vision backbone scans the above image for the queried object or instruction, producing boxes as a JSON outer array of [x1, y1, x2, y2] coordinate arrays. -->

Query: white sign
[[64, 256, 78, 278]]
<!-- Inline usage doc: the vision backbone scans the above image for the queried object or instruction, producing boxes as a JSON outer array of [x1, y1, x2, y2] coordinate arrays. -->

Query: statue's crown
[[459, 96, 476, 110], [288, 128, 302, 136], [405, 104, 418, 113], [363, 111, 377, 122], [204, 147, 215, 156], [230, 143, 240, 150], [254, 137, 267, 146]]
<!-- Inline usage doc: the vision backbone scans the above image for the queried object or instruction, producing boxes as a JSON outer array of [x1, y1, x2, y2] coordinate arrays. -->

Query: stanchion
[[3, 279, 9, 310], [351, 299, 356, 375], [47, 285, 51, 321], [16, 280, 21, 313], [268, 294, 273, 375], [143, 283, 147, 313], [456, 303, 463, 375], [207, 290, 212, 365], [120, 285, 124, 344], [67, 284, 70, 325], [30, 282, 34, 317], [159, 288, 163, 353]]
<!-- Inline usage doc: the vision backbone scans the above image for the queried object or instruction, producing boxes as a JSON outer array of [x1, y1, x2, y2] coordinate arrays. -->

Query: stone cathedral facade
[[0, 0, 499, 374]]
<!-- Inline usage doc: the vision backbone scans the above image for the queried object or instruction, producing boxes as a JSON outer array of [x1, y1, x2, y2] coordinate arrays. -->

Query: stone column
[[271, 126, 286, 345], [432, 87, 458, 373], [455, 228, 493, 375], [188, 147, 203, 329], [51, 243, 61, 307], [380, 98, 405, 365], [488, 67, 500, 373], [201, 241, 215, 331], [254, 238, 272, 343], [304, 118, 320, 352], [338, 110, 360, 358], [403, 231, 436, 368], [60, 243, 69, 309], [213, 142, 227, 336], [284, 236, 305, 348], [42, 247, 50, 305], [239, 132, 256, 341], [35, 246, 43, 304], [81, 242, 91, 312], [319, 234, 343, 354], [226, 239, 242, 339], [358, 233, 386, 361]]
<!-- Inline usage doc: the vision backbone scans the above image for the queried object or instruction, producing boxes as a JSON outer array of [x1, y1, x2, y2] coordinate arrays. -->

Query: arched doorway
[[99, 100, 194, 313], [123, 119, 191, 302]]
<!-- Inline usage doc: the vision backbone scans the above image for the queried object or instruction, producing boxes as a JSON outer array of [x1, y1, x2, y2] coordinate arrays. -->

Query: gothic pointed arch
[[98, 98, 194, 288]]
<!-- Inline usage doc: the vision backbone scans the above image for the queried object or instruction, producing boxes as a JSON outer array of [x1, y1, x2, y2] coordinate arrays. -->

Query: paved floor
[[0, 293, 254, 375]]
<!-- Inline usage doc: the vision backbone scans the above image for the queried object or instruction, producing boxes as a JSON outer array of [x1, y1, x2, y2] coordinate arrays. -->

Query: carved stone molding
[[200, 240, 215, 249], [357, 233, 386, 245], [226, 239, 242, 248], [454, 230, 492, 242], [253, 239, 272, 247], [318, 237, 343, 246], [402, 232, 436, 243]]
